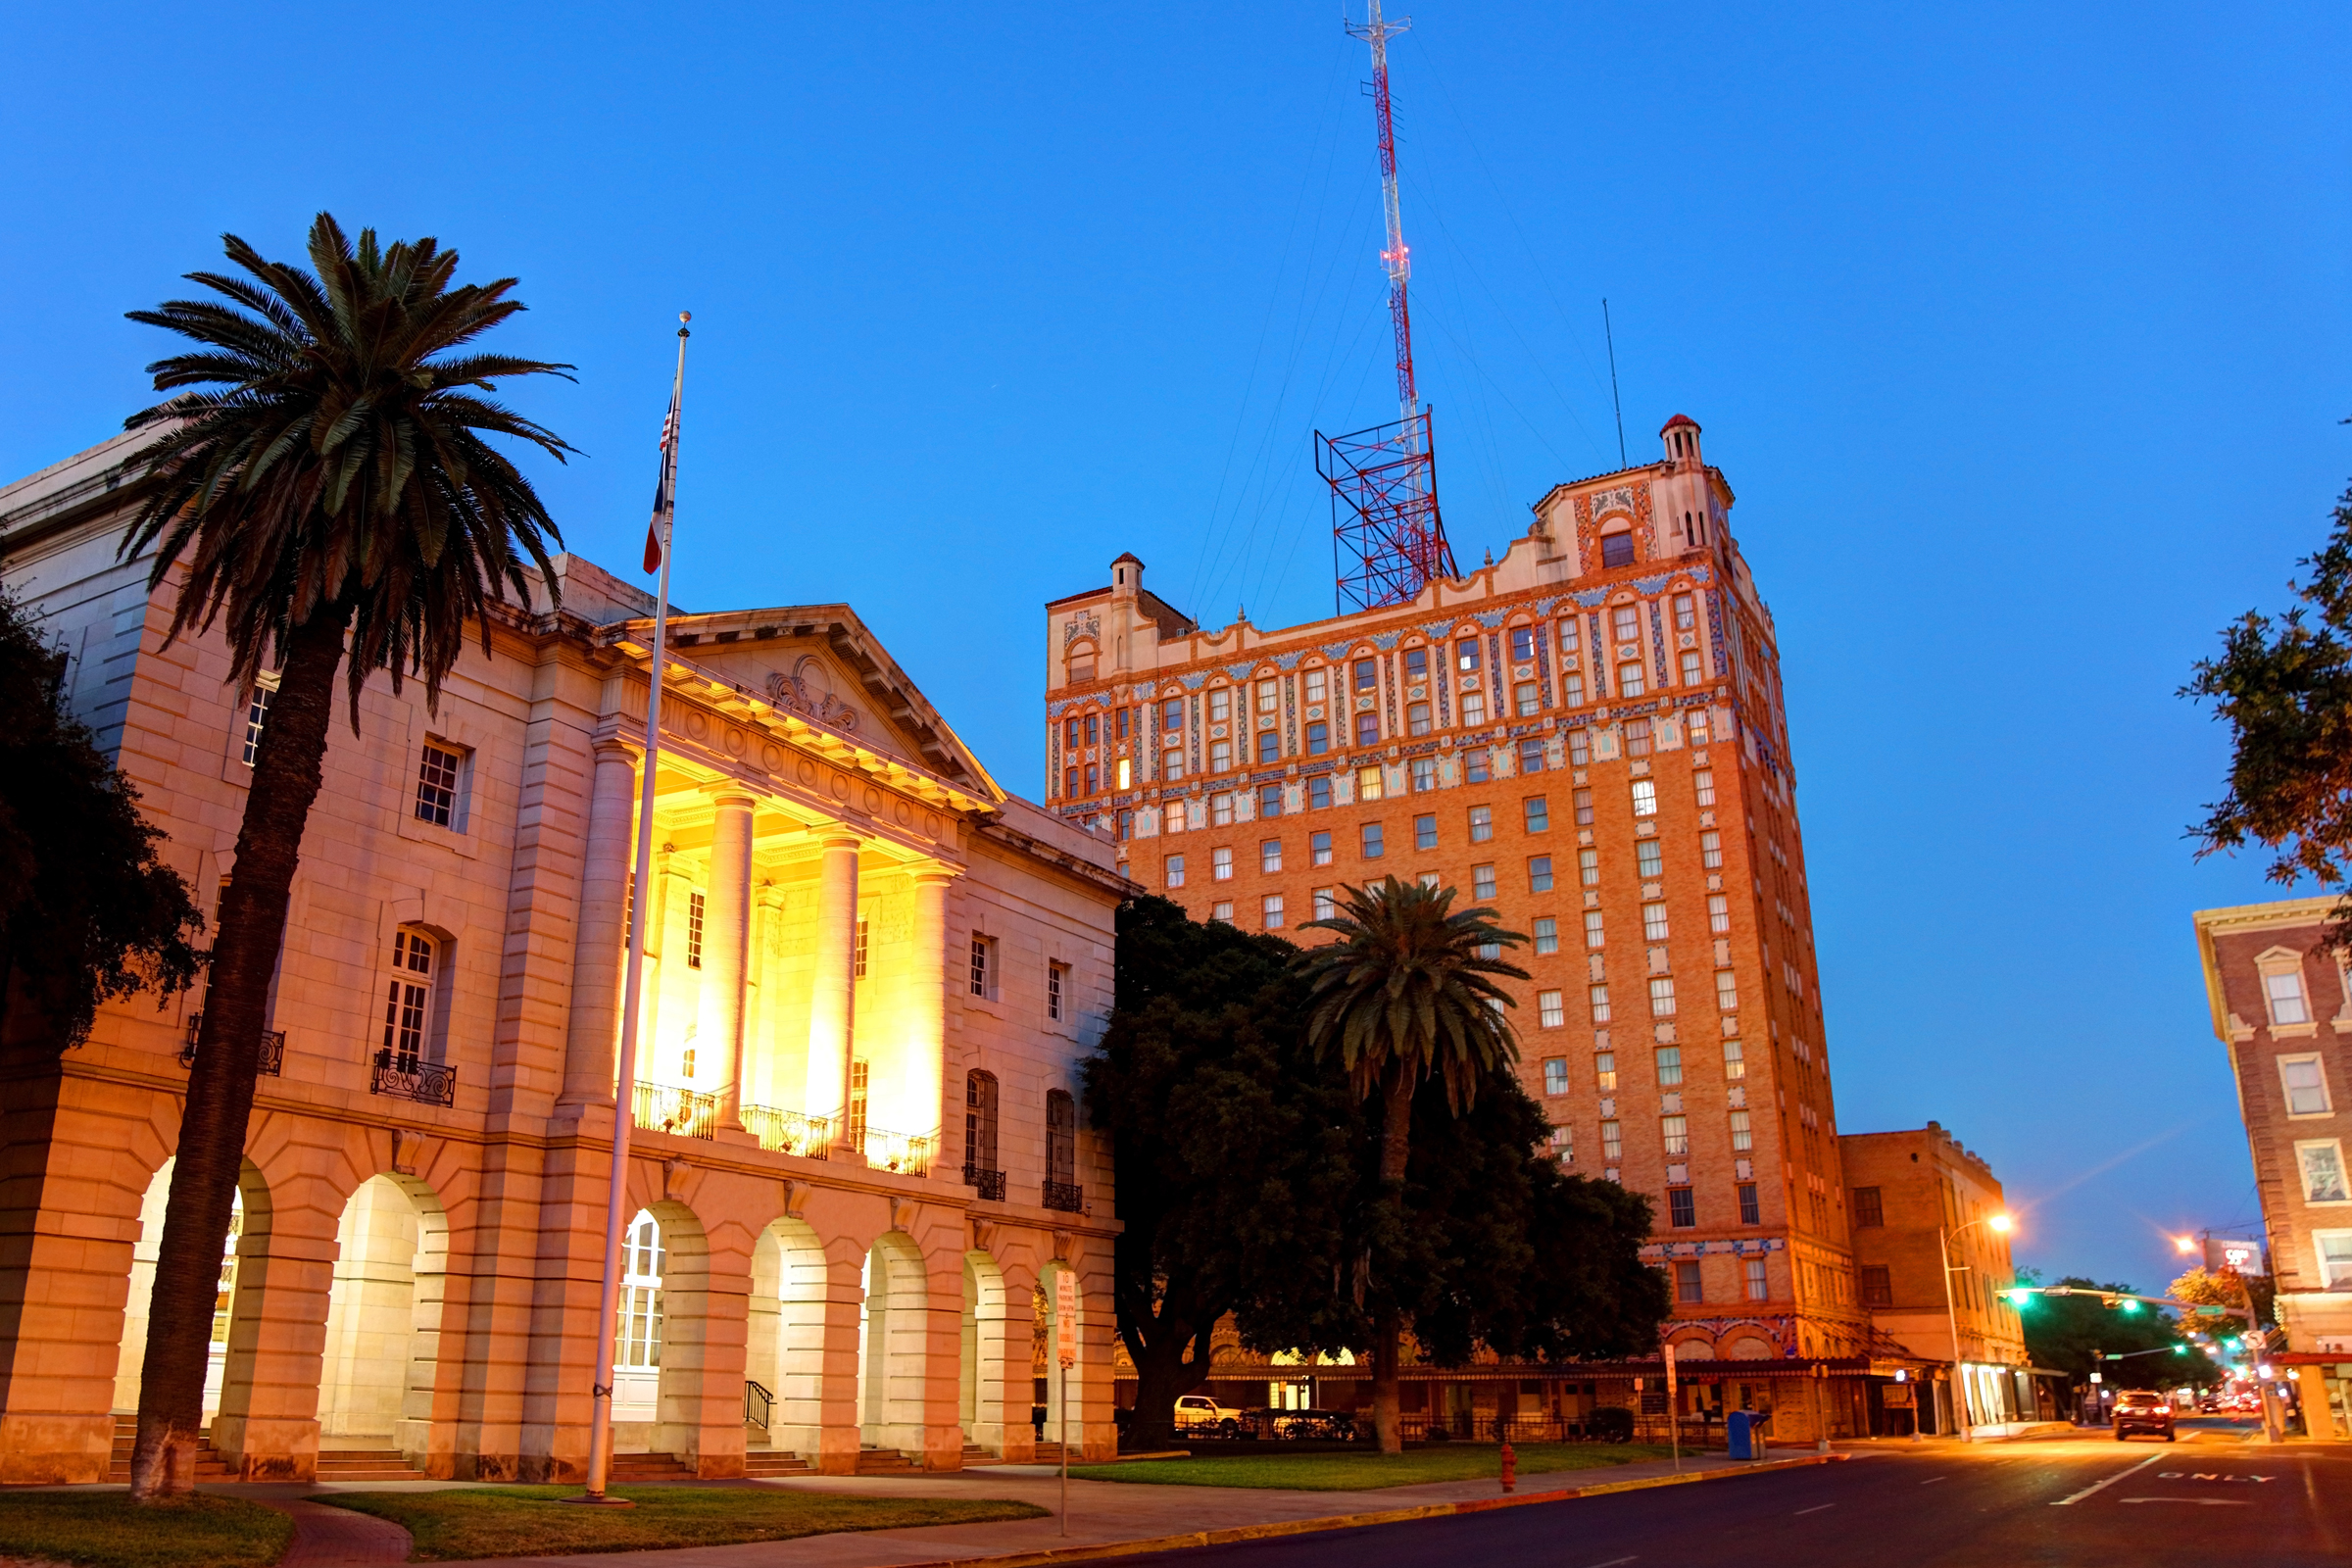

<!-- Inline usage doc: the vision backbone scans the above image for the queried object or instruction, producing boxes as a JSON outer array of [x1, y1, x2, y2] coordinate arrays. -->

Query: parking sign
[[1055, 1270, 1077, 1369]]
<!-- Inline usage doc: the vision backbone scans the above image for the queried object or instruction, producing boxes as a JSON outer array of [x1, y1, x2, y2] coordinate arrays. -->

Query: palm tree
[[1297, 876, 1527, 1453], [116, 215, 573, 1498]]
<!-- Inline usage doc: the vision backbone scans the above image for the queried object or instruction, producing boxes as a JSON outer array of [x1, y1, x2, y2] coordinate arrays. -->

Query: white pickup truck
[[1172, 1394, 1247, 1436]]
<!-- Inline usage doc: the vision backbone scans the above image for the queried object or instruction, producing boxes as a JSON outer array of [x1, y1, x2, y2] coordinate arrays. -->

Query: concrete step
[[743, 1449, 812, 1476], [609, 1451, 696, 1482], [316, 1449, 426, 1481], [854, 1446, 921, 1475]]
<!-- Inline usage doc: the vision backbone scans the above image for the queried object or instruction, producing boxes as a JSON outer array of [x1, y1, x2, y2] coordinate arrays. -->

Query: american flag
[[644, 396, 679, 574]]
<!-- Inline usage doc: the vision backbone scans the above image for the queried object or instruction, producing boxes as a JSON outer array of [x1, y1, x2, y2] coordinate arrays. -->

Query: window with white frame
[[1584, 909, 1604, 949], [1048, 960, 1068, 1023], [2265, 964, 2312, 1026], [1539, 989, 1565, 1028], [415, 740, 468, 828], [1212, 847, 1234, 881], [1262, 894, 1285, 930], [968, 934, 994, 998], [1209, 739, 1232, 773], [2318, 1230, 2352, 1288], [2296, 1140, 2350, 1204], [1649, 976, 1677, 1017], [1207, 686, 1231, 723], [1165, 855, 1185, 889], [381, 928, 439, 1069], [2281, 1054, 2333, 1116], [1533, 915, 1558, 955], [1589, 984, 1611, 1023], [1312, 887, 1336, 921], [1542, 1056, 1568, 1095], [1261, 839, 1282, 873], [1642, 902, 1669, 941], [1631, 779, 1657, 817], [241, 674, 278, 767]]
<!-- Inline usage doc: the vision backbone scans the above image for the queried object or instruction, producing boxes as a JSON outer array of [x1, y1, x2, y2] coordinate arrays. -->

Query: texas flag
[[644, 396, 679, 574]]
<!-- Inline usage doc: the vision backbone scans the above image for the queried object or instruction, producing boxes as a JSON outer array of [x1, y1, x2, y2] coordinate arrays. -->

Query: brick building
[[2193, 897, 2352, 1439], [0, 431, 1127, 1484], [1049, 416, 1886, 1439], [1839, 1124, 2043, 1435]]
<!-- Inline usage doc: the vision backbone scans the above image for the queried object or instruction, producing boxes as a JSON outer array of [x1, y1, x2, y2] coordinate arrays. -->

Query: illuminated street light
[[1940, 1212, 2017, 1443], [2173, 1235, 2198, 1254]]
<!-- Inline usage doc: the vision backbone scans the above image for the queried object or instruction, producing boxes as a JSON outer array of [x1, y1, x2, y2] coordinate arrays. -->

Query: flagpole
[[580, 313, 690, 1505]]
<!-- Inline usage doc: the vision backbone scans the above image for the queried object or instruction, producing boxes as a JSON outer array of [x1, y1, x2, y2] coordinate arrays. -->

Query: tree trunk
[[1124, 1317, 1213, 1453], [128, 606, 349, 1500], [1370, 1072, 1414, 1454]]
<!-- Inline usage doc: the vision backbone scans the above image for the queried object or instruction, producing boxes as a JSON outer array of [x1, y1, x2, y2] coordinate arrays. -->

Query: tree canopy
[[2018, 1276, 2222, 1387]]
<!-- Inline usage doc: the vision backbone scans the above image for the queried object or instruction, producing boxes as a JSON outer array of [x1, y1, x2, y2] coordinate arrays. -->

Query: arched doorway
[[747, 1217, 829, 1457], [114, 1158, 251, 1424], [1037, 1259, 1078, 1443], [858, 1232, 928, 1451], [960, 1250, 1014, 1455], [612, 1209, 665, 1432], [606, 1202, 709, 1458], [317, 1175, 447, 1461]]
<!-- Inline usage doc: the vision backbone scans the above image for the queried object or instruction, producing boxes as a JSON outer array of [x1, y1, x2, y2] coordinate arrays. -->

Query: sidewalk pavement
[[361, 1448, 1841, 1568]]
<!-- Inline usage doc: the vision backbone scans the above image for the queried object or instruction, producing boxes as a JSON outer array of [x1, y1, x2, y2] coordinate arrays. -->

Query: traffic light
[[2006, 1288, 2034, 1308], [2117, 1298, 2141, 1314]]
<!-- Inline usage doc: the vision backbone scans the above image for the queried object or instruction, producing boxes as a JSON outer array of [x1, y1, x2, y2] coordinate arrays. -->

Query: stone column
[[703, 791, 757, 1129], [805, 832, 862, 1155], [910, 868, 957, 1162], [559, 740, 638, 1108]]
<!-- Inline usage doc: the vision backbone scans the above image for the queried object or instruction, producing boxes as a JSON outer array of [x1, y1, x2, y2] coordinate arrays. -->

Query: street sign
[[2205, 1237, 2267, 1275], [1054, 1269, 1078, 1370]]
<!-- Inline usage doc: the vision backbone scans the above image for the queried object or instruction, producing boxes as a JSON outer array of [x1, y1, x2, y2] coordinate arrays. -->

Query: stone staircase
[[743, 1448, 812, 1477], [106, 1415, 233, 1483], [315, 1446, 426, 1482], [609, 1450, 697, 1482], [854, 1446, 921, 1476]]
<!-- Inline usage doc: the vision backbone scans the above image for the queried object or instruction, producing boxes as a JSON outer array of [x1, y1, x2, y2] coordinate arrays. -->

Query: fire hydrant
[[1499, 1441, 1516, 1493]]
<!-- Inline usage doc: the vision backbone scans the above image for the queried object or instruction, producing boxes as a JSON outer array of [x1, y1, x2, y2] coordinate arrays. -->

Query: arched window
[[613, 1209, 664, 1422], [1043, 1090, 1080, 1211], [964, 1071, 1001, 1196], [1066, 643, 1097, 683], [381, 928, 439, 1071]]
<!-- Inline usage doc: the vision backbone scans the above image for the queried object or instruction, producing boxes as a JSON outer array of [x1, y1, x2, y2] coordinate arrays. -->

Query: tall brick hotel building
[[1045, 417, 1914, 1440]]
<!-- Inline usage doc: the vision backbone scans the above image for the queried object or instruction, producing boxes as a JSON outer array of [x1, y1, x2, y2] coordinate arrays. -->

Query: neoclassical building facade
[[0, 432, 1127, 1484]]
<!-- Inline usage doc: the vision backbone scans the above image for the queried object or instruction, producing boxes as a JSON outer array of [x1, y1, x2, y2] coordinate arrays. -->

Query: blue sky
[[5, 2, 2346, 1294]]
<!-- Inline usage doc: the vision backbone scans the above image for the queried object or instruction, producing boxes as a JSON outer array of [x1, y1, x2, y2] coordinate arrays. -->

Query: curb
[[887, 1453, 1844, 1568]]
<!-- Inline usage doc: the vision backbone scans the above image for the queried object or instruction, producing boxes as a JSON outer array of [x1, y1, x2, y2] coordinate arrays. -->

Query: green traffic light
[[2173, 1346, 2187, 1354], [2006, 1289, 2034, 1308], [2119, 1298, 2141, 1314]]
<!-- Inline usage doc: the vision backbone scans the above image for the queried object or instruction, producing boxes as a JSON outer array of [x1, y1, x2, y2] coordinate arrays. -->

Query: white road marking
[[2122, 1498, 2251, 1506], [1919, 1476, 1946, 1486], [2052, 1452, 2164, 1506], [1793, 1504, 1836, 1516], [1583, 1558, 1639, 1568]]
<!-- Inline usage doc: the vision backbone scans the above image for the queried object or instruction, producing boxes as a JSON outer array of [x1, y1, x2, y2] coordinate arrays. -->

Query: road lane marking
[[1583, 1558, 1638, 1567], [2122, 1498, 2251, 1506], [1919, 1477, 1946, 1486], [1793, 1504, 1835, 1516], [2052, 1452, 2163, 1506]]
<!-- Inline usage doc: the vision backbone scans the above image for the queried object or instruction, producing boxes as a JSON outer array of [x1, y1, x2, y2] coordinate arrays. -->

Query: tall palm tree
[[1297, 876, 1527, 1453], [116, 214, 573, 1498]]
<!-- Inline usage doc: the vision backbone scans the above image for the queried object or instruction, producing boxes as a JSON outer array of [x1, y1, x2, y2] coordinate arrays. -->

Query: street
[[1108, 1439, 2351, 1568]]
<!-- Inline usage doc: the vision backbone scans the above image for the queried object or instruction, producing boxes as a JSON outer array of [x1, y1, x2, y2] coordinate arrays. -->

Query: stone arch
[[112, 1155, 268, 1425], [858, 1230, 928, 1449], [316, 1173, 448, 1463], [747, 1216, 830, 1457], [605, 1200, 710, 1457], [959, 1249, 1017, 1454]]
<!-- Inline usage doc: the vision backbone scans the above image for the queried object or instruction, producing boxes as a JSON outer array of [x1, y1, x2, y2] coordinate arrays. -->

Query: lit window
[[1262, 894, 1285, 930], [1411, 756, 1436, 792], [1464, 748, 1491, 782], [1533, 915, 1558, 955], [1524, 797, 1548, 833], [1539, 991, 1565, 1028], [1589, 984, 1611, 1023], [1361, 822, 1385, 858], [1415, 814, 1438, 851], [2266, 970, 2311, 1026], [1693, 769, 1715, 807], [1515, 681, 1541, 717], [381, 929, 436, 1070], [1668, 1188, 1695, 1229], [1256, 729, 1280, 764], [1631, 779, 1657, 817], [1469, 805, 1494, 842], [1690, 709, 1712, 744], [2321, 1234, 2352, 1288], [1550, 1125, 1573, 1162], [1473, 863, 1497, 900], [1602, 1119, 1623, 1161], [1117, 757, 1133, 789], [1212, 847, 1234, 881], [1165, 855, 1185, 889], [1212, 792, 1235, 826], [1579, 849, 1599, 886], [241, 675, 278, 766], [416, 741, 466, 828], [1211, 901, 1233, 923], [1656, 1046, 1683, 1086], [1617, 662, 1646, 699], [2281, 1056, 2333, 1116], [1744, 1257, 1768, 1299], [1209, 740, 1232, 772], [1208, 687, 1232, 723], [1708, 895, 1730, 934], [1574, 789, 1594, 827], [1407, 701, 1432, 736], [1584, 910, 1604, 949], [1460, 691, 1488, 726], [1260, 839, 1282, 873], [1048, 961, 1067, 1021], [1357, 765, 1384, 802], [1662, 1114, 1690, 1155], [1715, 971, 1739, 1012], [1730, 1109, 1753, 1152], [1311, 830, 1333, 866], [1681, 651, 1703, 686], [1636, 840, 1663, 878], [1700, 830, 1723, 869], [1529, 856, 1554, 893], [1722, 1040, 1745, 1079], [686, 890, 706, 969]]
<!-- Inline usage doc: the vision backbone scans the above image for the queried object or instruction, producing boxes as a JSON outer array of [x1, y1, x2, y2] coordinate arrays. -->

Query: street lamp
[[1939, 1212, 2013, 1444], [2173, 1235, 2198, 1256]]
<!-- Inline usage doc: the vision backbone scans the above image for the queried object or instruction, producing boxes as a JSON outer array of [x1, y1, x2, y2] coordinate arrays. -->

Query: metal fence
[[634, 1083, 718, 1140], [743, 1104, 832, 1158], [863, 1126, 934, 1176]]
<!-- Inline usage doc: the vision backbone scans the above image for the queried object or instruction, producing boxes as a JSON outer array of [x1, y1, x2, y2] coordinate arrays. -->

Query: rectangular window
[[1579, 848, 1599, 886], [1356, 763, 1384, 801], [1163, 748, 1185, 780], [1415, 813, 1438, 851], [2267, 970, 2310, 1025], [1700, 830, 1723, 868], [415, 741, 466, 828], [241, 676, 277, 766], [1541, 1057, 1568, 1096], [1084, 713, 1100, 746], [1422, 873, 1444, 892], [1722, 1039, 1745, 1079], [1741, 1257, 1769, 1300], [1631, 778, 1657, 817], [1404, 647, 1429, 681], [1730, 1109, 1753, 1151], [1407, 701, 1432, 736], [1562, 672, 1586, 708], [1473, 863, 1497, 900], [1515, 681, 1542, 717], [1046, 960, 1068, 1021], [1584, 909, 1605, 949], [1529, 856, 1553, 893], [1618, 662, 1646, 699], [1588, 1054, 1614, 1095], [1308, 775, 1332, 809], [1208, 687, 1232, 723], [1209, 740, 1232, 773], [1649, 975, 1677, 1016], [2320, 1232, 2352, 1288], [969, 935, 992, 998], [1655, 1046, 1684, 1087], [1256, 678, 1278, 714], [1739, 1183, 1760, 1226], [1256, 728, 1281, 764], [2298, 1140, 2351, 1203], [1165, 855, 1185, 888], [1464, 747, 1491, 783], [1084, 764, 1100, 795], [1539, 989, 1565, 1028], [1533, 915, 1558, 955], [686, 889, 707, 969], [1690, 708, 1711, 744], [1693, 769, 1715, 807], [1624, 718, 1652, 758], [1642, 902, 1670, 941], [1852, 1186, 1885, 1227], [855, 918, 869, 978], [1602, 1119, 1623, 1162], [1708, 895, 1730, 934], [1574, 788, 1594, 827], [1212, 847, 1234, 881], [1519, 739, 1545, 774], [2282, 1055, 2333, 1116], [1361, 822, 1385, 858], [1469, 805, 1494, 842], [1460, 692, 1488, 726], [1716, 970, 1739, 1012], [1117, 758, 1132, 790], [1411, 756, 1437, 792], [1589, 984, 1611, 1023], [1661, 1114, 1690, 1155], [1668, 1188, 1696, 1228], [1637, 840, 1664, 879], [1567, 728, 1591, 766], [1511, 626, 1537, 662], [382, 928, 435, 1068], [1261, 839, 1283, 873], [1674, 1260, 1702, 1302], [1354, 658, 1378, 692], [1681, 651, 1703, 686], [1312, 830, 1333, 865], [1212, 792, 1235, 826], [1259, 782, 1284, 817], [1524, 796, 1549, 833], [1304, 669, 1327, 705], [1674, 594, 1695, 631], [1305, 721, 1329, 756], [1559, 620, 1580, 655], [1612, 606, 1641, 644], [1210, 901, 1233, 923], [1549, 1125, 1573, 1163], [1262, 894, 1285, 930], [1161, 698, 1184, 731], [1861, 1265, 1893, 1308], [1312, 887, 1336, 921], [1456, 638, 1482, 673]]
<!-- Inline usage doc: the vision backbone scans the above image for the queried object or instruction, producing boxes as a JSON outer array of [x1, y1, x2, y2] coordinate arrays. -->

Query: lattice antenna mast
[[1321, 2, 1457, 612]]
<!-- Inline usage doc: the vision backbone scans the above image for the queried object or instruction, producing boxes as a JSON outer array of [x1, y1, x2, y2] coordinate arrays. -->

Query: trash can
[[1726, 1409, 1763, 1461]]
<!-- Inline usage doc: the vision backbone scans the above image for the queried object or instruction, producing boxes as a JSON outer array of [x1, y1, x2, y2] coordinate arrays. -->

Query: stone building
[[1049, 416, 1882, 1440], [2192, 897, 2352, 1439], [1838, 1123, 2042, 1435], [0, 431, 1128, 1485]]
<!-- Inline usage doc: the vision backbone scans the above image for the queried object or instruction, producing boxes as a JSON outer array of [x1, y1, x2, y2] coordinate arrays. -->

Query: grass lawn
[[1067, 1444, 1673, 1491], [0, 1490, 293, 1568], [320, 1485, 1049, 1561]]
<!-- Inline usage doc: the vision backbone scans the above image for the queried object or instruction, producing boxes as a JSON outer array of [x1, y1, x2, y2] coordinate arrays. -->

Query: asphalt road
[[1114, 1439, 2351, 1568]]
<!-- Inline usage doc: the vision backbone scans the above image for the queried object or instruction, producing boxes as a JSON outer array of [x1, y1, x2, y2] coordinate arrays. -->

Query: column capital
[[911, 862, 963, 888], [592, 734, 638, 763], [708, 785, 760, 810], [815, 827, 866, 853]]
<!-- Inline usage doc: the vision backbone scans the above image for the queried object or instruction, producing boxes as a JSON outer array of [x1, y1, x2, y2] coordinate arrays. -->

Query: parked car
[[2111, 1390, 2176, 1443], [1173, 1395, 1248, 1437], [1264, 1407, 1357, 1442]]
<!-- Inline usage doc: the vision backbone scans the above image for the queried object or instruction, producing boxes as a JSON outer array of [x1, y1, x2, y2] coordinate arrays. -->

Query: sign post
[[1055, 1270, 1077, 1536], [1662, 1341, 1680, 1472]]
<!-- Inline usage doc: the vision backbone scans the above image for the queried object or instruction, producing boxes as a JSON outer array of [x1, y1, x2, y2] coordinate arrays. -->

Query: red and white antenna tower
[[1319, 0, 1457, 613]]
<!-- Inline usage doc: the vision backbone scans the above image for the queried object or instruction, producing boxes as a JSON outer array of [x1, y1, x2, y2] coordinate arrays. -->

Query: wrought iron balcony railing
[[743, 1104, 832, 1159], [634, 1083, 718, 1140], [1042, 1180, 1084, 1213], [180, 1014, 285, 1076], [369, 1050, 456, 1106], [962, 1163, 1007, 1201], [862, 1126, 935, 1176]]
